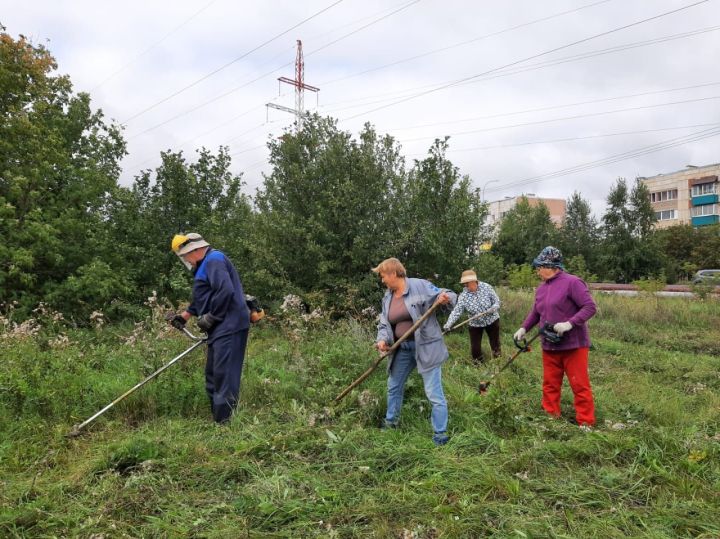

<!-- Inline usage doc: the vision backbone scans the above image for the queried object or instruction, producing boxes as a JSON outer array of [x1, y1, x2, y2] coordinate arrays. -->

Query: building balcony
[[691, 215, 719, 226], [691, 194, 719, 206]]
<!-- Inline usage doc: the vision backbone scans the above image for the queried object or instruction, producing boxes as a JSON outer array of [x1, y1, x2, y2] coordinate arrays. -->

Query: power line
[[387, 81, 720, 133], [340, 0, 711, 122], [305, 0, 421, 57], [121, 0, 345, 124], [319, 25, 720, 114], [91, 0, 219, 91], [319, 0, 613, 87], [160, 22, 718, 162], [409, 123, 719, 155], [453, 25, 720, 90], [125, 0, 420, 141], [485, 124, 720, 193], [398, 95, 720, 143]]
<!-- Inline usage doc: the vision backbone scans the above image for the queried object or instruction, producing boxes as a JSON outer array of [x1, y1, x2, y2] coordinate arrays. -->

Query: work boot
[[380, 419, 399, 430], [432, 432, 449, 446]]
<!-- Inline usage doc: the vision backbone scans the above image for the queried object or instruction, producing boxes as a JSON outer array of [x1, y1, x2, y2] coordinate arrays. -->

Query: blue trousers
[[385, 341, 448, 434], [205, 330, 248, 423]]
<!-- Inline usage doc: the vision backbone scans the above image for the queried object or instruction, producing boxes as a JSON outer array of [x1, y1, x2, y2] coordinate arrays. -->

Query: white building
[[639, 163, 720, 229]]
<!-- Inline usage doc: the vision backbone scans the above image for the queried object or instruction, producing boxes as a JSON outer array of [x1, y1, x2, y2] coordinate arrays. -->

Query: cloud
[[2, 0, 718, 216]]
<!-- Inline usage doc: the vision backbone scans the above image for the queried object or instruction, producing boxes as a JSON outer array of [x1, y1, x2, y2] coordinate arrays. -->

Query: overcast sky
[[2, 0, 719, 215]]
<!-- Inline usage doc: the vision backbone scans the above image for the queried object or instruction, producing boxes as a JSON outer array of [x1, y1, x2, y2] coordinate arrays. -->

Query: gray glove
[[553, 321, 573, 335], [513, 327, 526, 341], [197, 313, 221, 332]]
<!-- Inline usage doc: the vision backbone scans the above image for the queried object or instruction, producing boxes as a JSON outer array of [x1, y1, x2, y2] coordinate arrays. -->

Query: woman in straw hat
[[444, 269, 501, 363]]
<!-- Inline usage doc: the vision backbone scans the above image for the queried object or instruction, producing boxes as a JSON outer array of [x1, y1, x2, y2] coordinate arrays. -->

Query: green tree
[[255, 116, 408, 307], [401, 138, 487, 284], [0, 30, 126, 318], [655, 224, 698, 281], [255, 118, 486, 310], [558, 191, 600, 271], [565, 254, 598, 283], [599, 178, 661, 282], [690, 224, 720, 269], [492, 197, 557, 266], [108, 147, 254, 304], [468, 253, 505, 286]]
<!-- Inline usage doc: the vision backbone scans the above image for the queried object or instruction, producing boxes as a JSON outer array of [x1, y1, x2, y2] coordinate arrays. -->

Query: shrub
[[506, 264, 538, 289]]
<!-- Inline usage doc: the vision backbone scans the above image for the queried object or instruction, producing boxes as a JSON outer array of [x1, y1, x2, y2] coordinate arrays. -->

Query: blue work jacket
[[376, 278, 457, 373], [188, 249, 250, 342]]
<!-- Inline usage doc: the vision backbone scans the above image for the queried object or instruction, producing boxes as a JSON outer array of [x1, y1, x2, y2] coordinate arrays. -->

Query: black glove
[[197, 313, 221, 332], [167, 313, 187, 330], [246, 295, 262, 312]]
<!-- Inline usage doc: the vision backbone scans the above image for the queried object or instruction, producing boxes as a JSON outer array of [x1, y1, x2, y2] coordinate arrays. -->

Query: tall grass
[[1, 291, 718, 537]]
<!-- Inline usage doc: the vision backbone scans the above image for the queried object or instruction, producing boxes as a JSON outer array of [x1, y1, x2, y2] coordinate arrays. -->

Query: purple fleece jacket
[[522, 271, 597, 351]]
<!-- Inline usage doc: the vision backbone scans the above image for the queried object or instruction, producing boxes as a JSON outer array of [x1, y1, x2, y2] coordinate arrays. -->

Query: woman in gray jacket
[[373, 258, 457, 446]]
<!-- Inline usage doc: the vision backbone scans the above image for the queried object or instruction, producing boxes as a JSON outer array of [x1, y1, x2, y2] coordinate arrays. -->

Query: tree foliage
[[107, 148, 255, 306], [558, 192, 600, 270], [599, 178, 662, 283], [255, 117, 486, 310], [491, 197, 557, 266], [0, 30, 126, 317]]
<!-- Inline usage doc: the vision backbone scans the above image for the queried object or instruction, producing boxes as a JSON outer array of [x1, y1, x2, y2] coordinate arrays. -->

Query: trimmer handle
[[513, 336, 531, 352]]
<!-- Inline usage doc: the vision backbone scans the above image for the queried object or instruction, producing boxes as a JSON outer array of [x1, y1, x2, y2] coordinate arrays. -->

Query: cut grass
[[1, 291, 718, 537]]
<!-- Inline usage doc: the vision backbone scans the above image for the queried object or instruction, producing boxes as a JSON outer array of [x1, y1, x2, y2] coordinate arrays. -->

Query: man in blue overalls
[[169, 233, 250, 423]]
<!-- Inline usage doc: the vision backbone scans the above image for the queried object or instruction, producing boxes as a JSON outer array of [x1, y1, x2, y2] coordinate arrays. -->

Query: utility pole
[[266, 40, 319, 129]]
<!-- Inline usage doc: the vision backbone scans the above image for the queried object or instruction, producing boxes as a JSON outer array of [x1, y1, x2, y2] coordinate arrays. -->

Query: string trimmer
[[441, 306, 499, 335], [478, 323, 561, 394], [67, 326, 206, 437]]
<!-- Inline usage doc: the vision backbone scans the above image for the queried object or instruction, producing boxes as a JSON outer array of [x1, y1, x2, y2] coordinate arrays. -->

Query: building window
[[655, 209, 677, 221], [691, 182, 717, 197], [650, 189, 678, 202], [691, 203, 719, 217]]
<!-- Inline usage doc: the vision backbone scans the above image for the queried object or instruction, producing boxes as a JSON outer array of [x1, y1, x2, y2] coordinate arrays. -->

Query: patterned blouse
[[444, 282, 500, 329]]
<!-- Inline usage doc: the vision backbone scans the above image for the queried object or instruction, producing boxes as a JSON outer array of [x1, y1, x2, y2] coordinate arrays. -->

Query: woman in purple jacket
[[513, 246, 597, 427]]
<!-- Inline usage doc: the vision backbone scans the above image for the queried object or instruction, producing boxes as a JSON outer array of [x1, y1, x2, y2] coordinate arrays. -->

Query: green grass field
[[1, 290, 719, 537]]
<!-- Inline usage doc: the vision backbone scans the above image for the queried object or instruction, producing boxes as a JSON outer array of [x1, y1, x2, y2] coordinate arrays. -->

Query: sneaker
[[432, 432, 449, 446]]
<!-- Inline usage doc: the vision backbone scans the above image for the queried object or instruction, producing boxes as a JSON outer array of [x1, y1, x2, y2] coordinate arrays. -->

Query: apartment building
[[486, 194, 566, 228], [639, 163, 720, 229]]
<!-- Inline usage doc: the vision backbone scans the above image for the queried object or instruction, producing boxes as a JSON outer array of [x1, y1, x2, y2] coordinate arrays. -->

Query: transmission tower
[[266, 40, 319, 129]]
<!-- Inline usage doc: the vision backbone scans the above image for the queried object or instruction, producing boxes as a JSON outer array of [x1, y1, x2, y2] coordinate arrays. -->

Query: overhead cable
[[485, 124, 720, 193], [321, 25, 720, 113], [122, 0, 345, 124], [91, 0, 219, 91], [398, 95, 720, 143], [320, 0, 613, 86], [125, 0, 420, 140], [340, 0, 711, 121]]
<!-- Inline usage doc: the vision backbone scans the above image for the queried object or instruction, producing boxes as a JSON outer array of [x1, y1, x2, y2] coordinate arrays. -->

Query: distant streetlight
[[481, 179, 499, 202]]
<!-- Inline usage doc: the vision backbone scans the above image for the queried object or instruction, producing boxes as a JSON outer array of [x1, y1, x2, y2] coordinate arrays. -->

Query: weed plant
[[1, 291, 718, 537]]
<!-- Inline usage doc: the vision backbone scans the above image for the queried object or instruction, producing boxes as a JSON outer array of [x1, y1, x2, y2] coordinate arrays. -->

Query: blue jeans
[[385, 341, 448, 434]]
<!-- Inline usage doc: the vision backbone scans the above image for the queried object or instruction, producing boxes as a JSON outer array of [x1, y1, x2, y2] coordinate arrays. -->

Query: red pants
[[541, 347, 595, 426]]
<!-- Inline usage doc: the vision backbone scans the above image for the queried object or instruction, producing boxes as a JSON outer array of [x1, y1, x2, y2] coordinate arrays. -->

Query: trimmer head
[[66, 424, 83, 438]]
